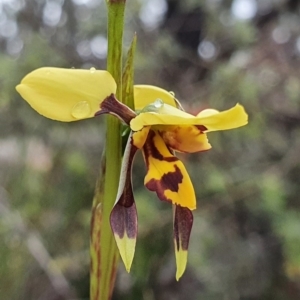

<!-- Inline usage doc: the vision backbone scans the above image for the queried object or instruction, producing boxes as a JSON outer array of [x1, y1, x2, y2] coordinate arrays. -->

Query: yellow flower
[[97, 94, 247, 211], [132, 101, 247, 209], [16, 67, 248, 280], [97, 94, 247, 279]]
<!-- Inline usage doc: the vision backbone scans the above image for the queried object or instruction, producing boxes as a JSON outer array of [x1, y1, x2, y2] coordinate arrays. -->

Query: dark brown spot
[[174, 206, 193, 251], [161, 165, 183, 192], [110, 202, 137, 239], [146, 165, 183, 203], [143, 130, 178, 167]]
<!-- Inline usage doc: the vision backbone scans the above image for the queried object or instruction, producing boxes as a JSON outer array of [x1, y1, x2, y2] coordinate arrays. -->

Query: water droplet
[[154, 99, 164, 108], [140, 99, 165, 113], [90, 67, 96, 73], [71, 101, 91, 119], [45, 71, 51, 75], [169, 91, 175, 97]]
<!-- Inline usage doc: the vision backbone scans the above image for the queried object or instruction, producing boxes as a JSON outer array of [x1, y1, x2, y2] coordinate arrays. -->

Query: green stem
[[90, 1, 125, 300], [107, 0, 126, 99]]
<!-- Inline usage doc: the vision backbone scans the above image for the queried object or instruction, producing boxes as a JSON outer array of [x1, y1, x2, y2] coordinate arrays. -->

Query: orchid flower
[[16, 67, 248, 280]]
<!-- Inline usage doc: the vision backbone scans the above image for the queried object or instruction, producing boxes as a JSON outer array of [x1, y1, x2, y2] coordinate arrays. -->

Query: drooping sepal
[[142, 130, 196, 210], [110, 132, 138, 272], [173, 205, 193, 281], [110, 200, 137, 272]]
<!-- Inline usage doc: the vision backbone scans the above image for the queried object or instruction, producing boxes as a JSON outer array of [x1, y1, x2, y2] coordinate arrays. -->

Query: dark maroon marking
[[110, 137, 138, 239], [174, 206, 193, 251], [195, 125, 207, 132], [160, 165, 183, 192], [146, 165, 183, 203], [110, 202, 137, 239], [142, 130, 185, 203], [95, 94, 136, 124], [143, 130, 178, 166]]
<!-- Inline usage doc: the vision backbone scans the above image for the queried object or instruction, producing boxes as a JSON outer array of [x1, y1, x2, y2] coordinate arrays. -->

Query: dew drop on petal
[[45, 71, 51, 76], [71, 101, 91, 119], [90, 67, 96, 73], [154, 99, 164, 108], [140, 98, 165, 113]]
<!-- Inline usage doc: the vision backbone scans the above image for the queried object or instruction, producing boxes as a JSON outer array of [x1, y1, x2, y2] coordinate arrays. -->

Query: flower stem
[[90, 1, 125, 300]]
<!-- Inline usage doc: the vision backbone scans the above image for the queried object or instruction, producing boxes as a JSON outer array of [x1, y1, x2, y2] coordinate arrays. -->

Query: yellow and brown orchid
[[16, 67, 248, 280]]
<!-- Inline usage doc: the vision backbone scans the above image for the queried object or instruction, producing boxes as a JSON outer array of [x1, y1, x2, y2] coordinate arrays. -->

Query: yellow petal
[[157, 125, 211, 153], [130, 103, 248, 132], [130, 103, 190, 131], [175, 247, 188, 281], [133, 85, 177, 111], [114, 231, 136, 272], [16, 67, 116, 122], [196, 108, 219, 117], [132, 126, 150, 149], [196, 104, 248, 132], [142, 131, 196, 210]]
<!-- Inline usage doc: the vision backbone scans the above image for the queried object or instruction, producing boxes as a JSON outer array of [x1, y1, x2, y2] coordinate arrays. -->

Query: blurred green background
[[1, 0, 300, 299]]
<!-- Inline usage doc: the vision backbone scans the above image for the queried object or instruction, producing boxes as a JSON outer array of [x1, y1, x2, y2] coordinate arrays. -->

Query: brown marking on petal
[[174, 206, 193, 251], [146, 165, 183, 203], [143, 130, 178, 167], [95, 94, 136, 124], [161, 165, 183, 192], [195, 125, 207, 132], [110, 201, 137, 239]]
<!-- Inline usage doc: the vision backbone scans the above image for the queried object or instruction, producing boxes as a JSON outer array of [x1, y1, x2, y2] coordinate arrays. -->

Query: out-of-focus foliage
[[1, 0, 300, 299]]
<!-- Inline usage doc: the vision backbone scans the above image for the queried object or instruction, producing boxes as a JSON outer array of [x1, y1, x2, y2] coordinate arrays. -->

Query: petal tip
[[110, 199, 138, 274], [173, 206, 193, 280], [15, 84, 21, 92], [175, 249, 188, 281], [114, 233, 136, 273]]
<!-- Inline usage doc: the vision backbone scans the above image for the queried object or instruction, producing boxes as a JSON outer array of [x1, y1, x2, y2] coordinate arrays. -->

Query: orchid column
[[90, 1, 125, 299]]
